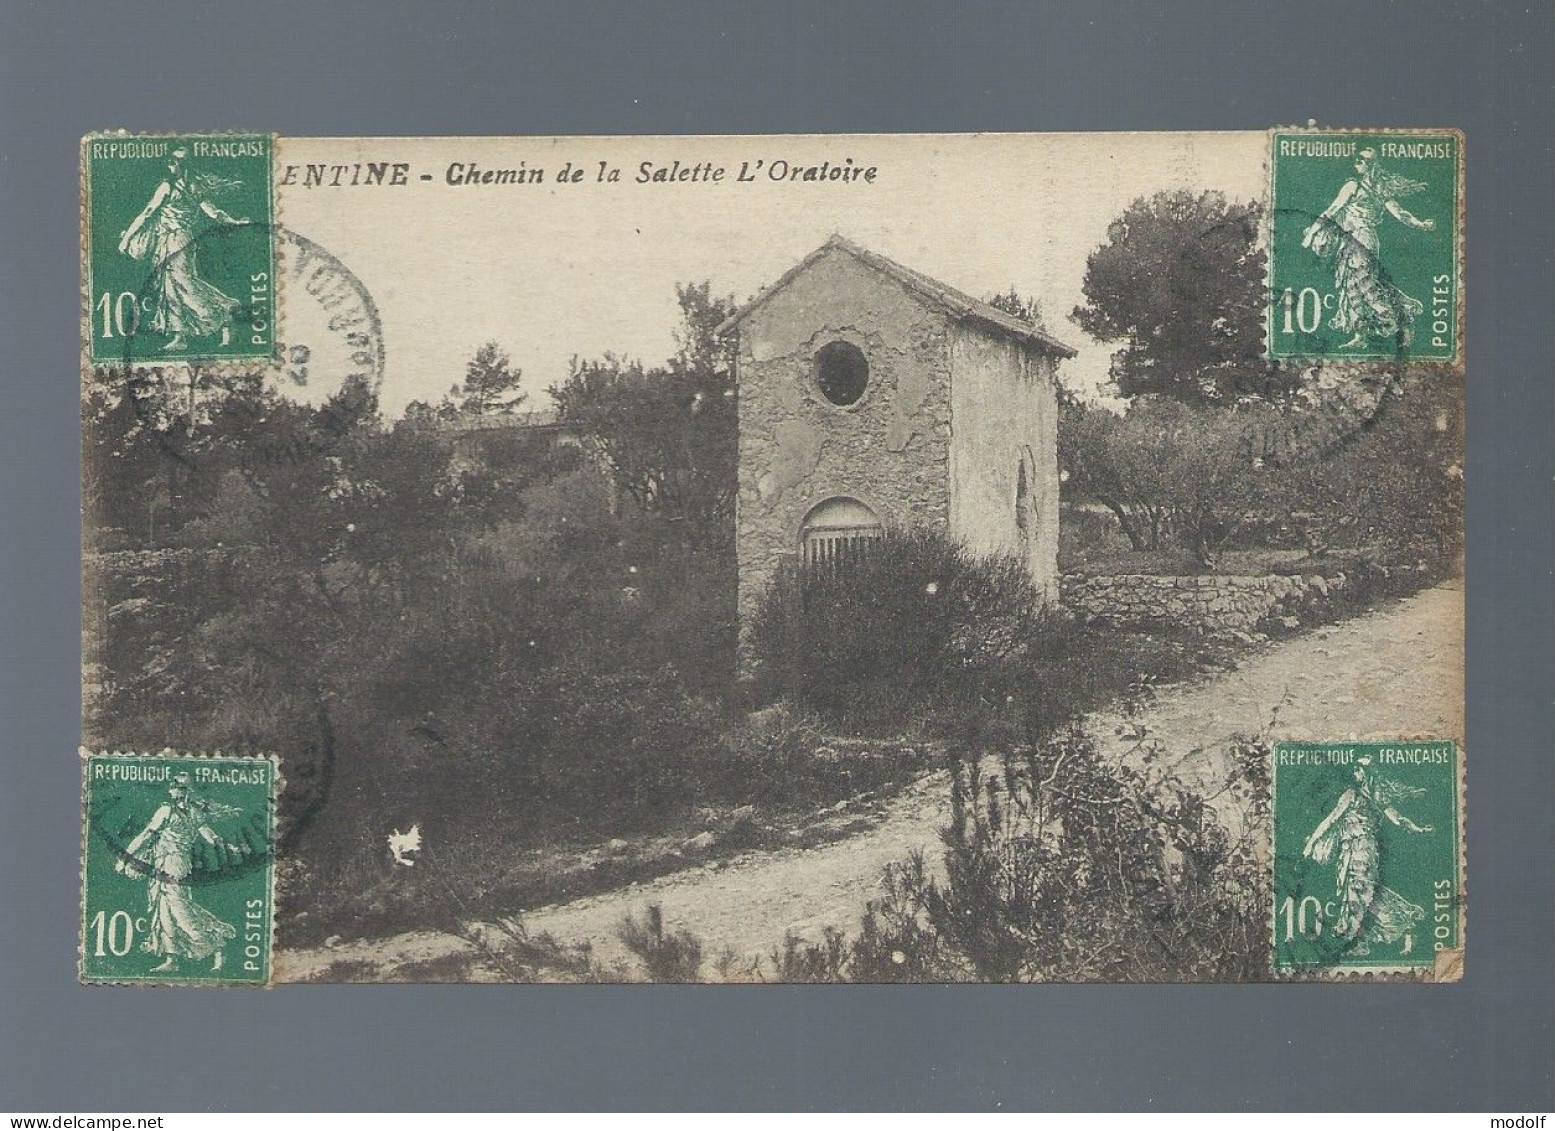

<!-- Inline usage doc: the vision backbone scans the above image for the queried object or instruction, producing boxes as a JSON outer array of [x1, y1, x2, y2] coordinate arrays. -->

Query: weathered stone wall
[[948, 325, 1061, 604], [1061, 573, 1334, 636], [734, 247, 954, 627]]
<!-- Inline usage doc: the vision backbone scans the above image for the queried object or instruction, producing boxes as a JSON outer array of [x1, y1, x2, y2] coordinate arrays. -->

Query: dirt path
[[275, 583, 1462, 982]]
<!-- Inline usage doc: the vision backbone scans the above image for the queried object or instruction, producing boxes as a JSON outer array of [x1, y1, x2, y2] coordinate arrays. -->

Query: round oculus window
[[814, 340, 869, 406]]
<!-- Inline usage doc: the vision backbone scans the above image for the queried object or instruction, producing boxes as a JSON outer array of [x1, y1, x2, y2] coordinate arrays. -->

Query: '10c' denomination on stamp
[[80, 751, 278, 986], [1268, 130, 1463, 364], [1272, 741, 1463, 979], [83, 134, 276, 366]]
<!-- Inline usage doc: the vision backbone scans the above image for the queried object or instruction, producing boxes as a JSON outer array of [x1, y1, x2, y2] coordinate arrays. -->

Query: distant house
[[434, 408, 581, 480], [716, 234, 1076, 634], [438, 407, 572, 445]]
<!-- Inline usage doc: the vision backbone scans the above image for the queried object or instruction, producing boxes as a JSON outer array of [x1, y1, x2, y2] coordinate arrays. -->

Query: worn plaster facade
[[719, 236, 1075, 637]]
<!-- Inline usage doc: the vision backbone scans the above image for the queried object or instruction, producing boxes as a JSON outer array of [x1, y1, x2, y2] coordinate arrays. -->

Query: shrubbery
[[742, 722, 1271, 984], [565, 721, 1273, 984], [748, 528, 1088, 742], [911, 726, 1269, 981], [1060, 369, 1464, 576]]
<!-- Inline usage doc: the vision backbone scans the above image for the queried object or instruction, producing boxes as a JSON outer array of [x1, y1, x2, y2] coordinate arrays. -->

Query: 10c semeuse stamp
[[1272, 741, 1462, 979], [80, 751, 278, 986], [1268, 130, 1463, 364], [84, 133, 276, 365]]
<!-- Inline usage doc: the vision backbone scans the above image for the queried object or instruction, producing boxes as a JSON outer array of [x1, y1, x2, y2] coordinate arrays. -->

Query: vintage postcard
[[80, 130, 1464, 983]]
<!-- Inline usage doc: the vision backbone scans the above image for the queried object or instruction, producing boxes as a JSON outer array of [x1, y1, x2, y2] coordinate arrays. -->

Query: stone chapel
[[717, 235, 1077, 633]]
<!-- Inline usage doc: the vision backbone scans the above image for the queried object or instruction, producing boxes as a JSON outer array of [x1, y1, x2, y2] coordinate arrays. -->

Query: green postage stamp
[[1268, 130, 1463, 364], [80, 751, 279, 986], [83, 134, 276, 365], [1272, 741, 1463, 980]]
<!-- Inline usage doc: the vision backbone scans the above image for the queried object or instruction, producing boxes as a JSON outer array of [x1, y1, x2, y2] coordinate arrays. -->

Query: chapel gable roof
[[715, 234, 1078, 358]]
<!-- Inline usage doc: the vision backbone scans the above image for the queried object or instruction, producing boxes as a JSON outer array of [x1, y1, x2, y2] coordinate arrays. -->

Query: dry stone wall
[[1061, 573, 1336, 637]]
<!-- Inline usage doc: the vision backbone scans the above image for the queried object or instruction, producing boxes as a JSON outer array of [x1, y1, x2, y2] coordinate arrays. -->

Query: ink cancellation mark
[[84, 134, 277, 365], [1267, 130, 1462, 365], [80, 750, 279, 986]]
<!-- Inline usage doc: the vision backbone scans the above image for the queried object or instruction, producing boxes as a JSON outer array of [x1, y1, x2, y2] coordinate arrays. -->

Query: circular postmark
[[88, 770, 275, 890], [114, 220, 385, 401], [271, 226, 387, 408], [103, 221, 385, 471]]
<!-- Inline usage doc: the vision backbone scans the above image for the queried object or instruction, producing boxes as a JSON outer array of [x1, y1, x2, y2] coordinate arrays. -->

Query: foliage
[[1060, 399, 1178, 552], [757, 724, 1271, 983], [984, 287, 1048, 330], [748, 528, 1082, 741], [908, 727, 1270, 981], [765, 928, 851, 983], [716, 702, 936, 808], [1144, 400, 1269, 570], [456, 916, 611, 983], [81, 355, 743, 932], [842, 854, 954, 981], [617, 904, 706, 982], [1061, 369, 1463, 574], [1073, 190, 1296, 405], [1260, 367, 1464, 567], [551, 282, 737, 548], [634, 724, 1274, 984], [453, 341, 527, 416], [718, 702, 830, 798]]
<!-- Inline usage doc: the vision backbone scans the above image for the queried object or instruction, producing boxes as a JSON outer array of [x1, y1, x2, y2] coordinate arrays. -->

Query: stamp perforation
[[81, 130, 281, 373], [79, 747, 282, 988], [1268, 733, 1465, 983], [1263, 125, 1465, 371]]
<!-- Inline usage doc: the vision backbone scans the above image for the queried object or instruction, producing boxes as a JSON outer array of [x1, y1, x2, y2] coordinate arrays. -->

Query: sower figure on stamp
[[118, 772, 242, 973], [1302, 755, 1433, 958], [1301, 147, 1437, 349], [116, 146, 250, 352]]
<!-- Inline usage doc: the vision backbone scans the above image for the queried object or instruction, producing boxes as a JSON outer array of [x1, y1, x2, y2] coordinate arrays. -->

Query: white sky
[[278, 132, 1269, 415]]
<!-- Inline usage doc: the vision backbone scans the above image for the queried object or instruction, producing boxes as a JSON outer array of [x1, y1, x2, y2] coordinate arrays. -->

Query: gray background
[[1, 0, 1550, 1112]]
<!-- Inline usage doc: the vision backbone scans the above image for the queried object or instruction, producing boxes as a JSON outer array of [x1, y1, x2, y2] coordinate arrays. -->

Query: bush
[[748, 528, 1083, 741], [743, 724, 1272, 984], [510, 667, 727, 827], [912, 728, 1269, 981], [364, 663, 726, 841], [713, 702, 938, 810], [765, 928, 851, 983], [617, 904, 704, 982], [599, 721, 1273, 984]]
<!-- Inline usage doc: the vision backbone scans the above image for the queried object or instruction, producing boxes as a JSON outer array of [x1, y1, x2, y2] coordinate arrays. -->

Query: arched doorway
[[799, 496, 882, 572]]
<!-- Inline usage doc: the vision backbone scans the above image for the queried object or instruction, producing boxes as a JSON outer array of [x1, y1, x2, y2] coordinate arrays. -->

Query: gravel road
[[276, 582, 1462, 982]]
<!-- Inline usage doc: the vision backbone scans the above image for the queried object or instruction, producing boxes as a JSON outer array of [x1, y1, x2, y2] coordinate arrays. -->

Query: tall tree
[[668, 280, 737, 380], [551, 282, 737, 548], [1073, 190, 1297, 405], [451, 341, 526, 416]]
